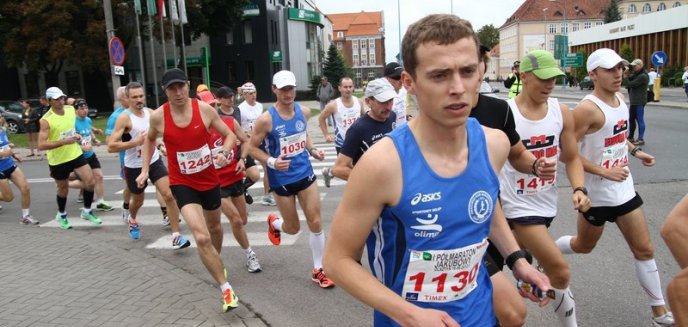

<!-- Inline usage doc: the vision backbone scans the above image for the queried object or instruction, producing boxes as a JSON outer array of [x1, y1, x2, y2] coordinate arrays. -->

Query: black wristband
[[531, 158, 540, 177], [630, 147, 641, 157], [573, 186, 588, 195], [505, 249, 529, 270]]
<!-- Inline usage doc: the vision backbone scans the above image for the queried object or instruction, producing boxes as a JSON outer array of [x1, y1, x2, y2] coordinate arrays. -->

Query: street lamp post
[[543, 8, 548, 50]]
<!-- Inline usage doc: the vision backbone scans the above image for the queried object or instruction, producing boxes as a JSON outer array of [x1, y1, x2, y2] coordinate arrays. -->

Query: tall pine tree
[[604, 0, 622, 23], [322, 43, 351, 93]]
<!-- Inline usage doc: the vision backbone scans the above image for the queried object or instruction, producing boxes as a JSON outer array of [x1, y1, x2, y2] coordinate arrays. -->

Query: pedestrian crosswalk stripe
[[145, 231, 302, 249]]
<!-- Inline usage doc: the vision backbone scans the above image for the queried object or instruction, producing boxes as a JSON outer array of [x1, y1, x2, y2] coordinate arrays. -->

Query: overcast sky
[[315, 0, 525, 63]]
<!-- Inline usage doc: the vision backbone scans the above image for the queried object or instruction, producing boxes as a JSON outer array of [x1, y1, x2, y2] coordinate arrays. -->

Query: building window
[[549, 40, 555, 51], [560, 23, 569, 34], [369, 53, 375, 65], [244, 21, 253, 44], [673, 2, 681, 8], [572, 22, 579, 31], [642, 3, 652, 12], [337, 31, 344, 39], [226, 31, 234, 45], [246, 61, 255, 81], [549, 24, 556, 33], [356, 72, 362, 78], [369, 39, 375, 49], [361, 40, 366, 49], [584, 21, 591, 29], [367, 71, 375, 79], [352, 40, 358, 49], [353, 54, 359, 66], [658, 3, 666, 10], [596, 21, 603, 26], [361, 57, 367, 66], [337, 42, 342, 50], [628, 4, 637, 13]]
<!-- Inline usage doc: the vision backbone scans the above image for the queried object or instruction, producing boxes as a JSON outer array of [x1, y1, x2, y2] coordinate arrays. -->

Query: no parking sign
[[109, 37, 126, 66]]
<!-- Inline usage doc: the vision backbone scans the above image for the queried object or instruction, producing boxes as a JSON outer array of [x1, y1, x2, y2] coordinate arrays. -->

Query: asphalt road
[[3, 101, 686, 326]]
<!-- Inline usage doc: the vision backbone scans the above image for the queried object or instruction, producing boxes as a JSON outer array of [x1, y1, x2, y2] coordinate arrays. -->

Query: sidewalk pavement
[[1, 223, 267, 326]]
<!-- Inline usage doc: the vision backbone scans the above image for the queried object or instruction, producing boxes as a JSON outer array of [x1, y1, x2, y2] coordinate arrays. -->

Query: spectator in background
[[681, 66, 688, 101], [623, 58, 649, 145], [647, 67, 658, 102], [317, 77, 334, 127], [20, 99, 38, 157], [504, 60, 523, 98]]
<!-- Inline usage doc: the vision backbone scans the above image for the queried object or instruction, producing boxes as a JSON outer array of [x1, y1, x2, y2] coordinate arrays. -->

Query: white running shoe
[[246, 253, 262, 273], [322, 167, 332, 188], [261, 194, 276, 206], [652, 312, 675, 327]]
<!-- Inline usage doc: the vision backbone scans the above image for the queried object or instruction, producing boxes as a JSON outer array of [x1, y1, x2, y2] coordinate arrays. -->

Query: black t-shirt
[[218, 106, 241, 124], [470, 94, 520, 146], [341, 112, 397, 165]]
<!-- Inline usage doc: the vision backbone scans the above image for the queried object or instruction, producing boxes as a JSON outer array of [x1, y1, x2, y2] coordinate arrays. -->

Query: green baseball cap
[[520, 50, 564, 80]]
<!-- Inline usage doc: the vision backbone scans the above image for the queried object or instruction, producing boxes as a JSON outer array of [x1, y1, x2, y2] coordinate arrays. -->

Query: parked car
[[0, 100, 26, 134], [579, 76, 594, 90], [27, 97, 98, 118]]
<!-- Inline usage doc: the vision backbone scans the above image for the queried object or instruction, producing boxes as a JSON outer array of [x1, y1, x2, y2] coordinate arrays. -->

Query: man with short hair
[[108, 82, 191, 248], [249, 70, 333, 288], [558, 48, 674, 326], [317, 76, 334, 111], [504, 60, 523, 98], [324, 14, 550, 326], [623, 58, 649, 145], [137, 68, 240, 312], [319, 76, 365, 187], [383, 62, 407, 128], [38, 87, 101, 230]]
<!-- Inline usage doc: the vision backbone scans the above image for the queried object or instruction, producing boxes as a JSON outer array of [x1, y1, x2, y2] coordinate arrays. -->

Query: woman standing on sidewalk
[[20, 99, 39, 156]]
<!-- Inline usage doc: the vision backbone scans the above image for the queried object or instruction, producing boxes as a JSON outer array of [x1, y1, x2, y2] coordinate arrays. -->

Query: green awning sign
[[287, 8, 322, 26], [271, 51, 283, 63], [242, 4, 259, 17]]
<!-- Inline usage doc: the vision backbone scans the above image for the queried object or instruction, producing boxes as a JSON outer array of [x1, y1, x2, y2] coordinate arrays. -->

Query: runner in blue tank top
[[324, 14, 552, 326], [249, 70, 335, 288]]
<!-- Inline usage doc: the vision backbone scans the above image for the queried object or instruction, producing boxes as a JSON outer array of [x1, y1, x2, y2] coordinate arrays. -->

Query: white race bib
[[340, 111, 358, 129], [211, 147, 235, 169], [402, 239, 488, 303], [80, 135, 92, 147], [279, 132, 307, 157], [600, 142, 628, 169], [177, 144, 212, 174], [59, 129, 76, 140], [513, 172, 555, 195]]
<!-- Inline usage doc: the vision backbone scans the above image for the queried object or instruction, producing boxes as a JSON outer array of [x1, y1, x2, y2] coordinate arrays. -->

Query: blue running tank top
[[0, 129, 15, 171], [264, 103, 313, 188], [366, 118, 499, 326]]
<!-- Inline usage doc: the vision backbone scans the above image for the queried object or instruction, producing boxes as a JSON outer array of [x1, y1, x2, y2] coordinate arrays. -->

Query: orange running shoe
[[311, 268, 335, 288], [267, 213, 281, 245], [222, 288, 239, 312]]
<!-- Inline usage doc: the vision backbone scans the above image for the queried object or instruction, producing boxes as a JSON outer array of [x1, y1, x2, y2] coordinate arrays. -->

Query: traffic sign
[[109, 37, 126, 66], [561, 53, 583, 68], [113, 65, 125, 76], [651, 51, 667, 66]]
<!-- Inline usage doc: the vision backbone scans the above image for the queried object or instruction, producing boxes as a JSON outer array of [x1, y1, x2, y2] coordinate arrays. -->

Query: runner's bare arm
[[358, 98, 366, 116], [37, 119, 77, 150], [202, 103, 237, 156], [107, 114, 135, 152], [318, 102, 336, 142], [558, 104, 590, 211], [301, 105, 324, 160], [325, 137, 438, 325], [233, 118, 250, 160], [331, 154, 354, 180], [248, 112, 272, 164], [139, 110, 160, 177]]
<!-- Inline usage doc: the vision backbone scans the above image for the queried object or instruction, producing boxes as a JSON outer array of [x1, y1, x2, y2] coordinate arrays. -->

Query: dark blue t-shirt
[[340, 112, 396, 165]]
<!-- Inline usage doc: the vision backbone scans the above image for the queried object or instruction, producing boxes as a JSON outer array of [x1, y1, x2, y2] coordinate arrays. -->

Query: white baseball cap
[[365, 78, 397, 102], [586, 48, 629, 72], [272, 70, 296, 89], [46, 87, 67, 100]]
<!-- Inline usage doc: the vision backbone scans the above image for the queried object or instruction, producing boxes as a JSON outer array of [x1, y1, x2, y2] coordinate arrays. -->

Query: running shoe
[[162, 215, 170, 227], [81, 210, 103, 225], [651, 312, 675, 327], [267, 213, 281, 246], [311, 268, 335, 288], [222, 288, 239, 312], [261, 194, 276, 206], [96, 201, 114, 212], [21, 215, 39, 225], [246, 253, 262, 273], [245, 192, 253, 205], [322, 167, 332, 188], [121, 208, 129, 224], [172, 234, 191, 249], [56, 214, 71, 230], [128, 218, 140, 240]]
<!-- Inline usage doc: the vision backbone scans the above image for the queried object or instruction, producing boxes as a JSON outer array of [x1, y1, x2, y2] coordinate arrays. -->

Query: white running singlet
[[124, 109, 160, 168], [332, 97, 361, 148], [238, 101, 263, 133], [578, 94, 635, 207], [500, 98, 562, 218], [393, 87, 407, 128]]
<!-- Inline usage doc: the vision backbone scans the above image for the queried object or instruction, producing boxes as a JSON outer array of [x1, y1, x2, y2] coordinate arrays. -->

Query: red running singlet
[[163, 99, 219, 191], [209, 115, 244, 187]]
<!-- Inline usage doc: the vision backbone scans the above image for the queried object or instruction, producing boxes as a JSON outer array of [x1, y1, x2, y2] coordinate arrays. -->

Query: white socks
[[634, 259, 666, 306], [556, 235, 575, 254], [220, 282, 232, 292], [552, 287, 577, 327], [272, 217, 284, 231], [309, 231, 326, 269]]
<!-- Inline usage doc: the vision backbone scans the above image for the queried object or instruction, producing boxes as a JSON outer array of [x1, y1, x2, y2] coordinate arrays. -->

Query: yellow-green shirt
[[41, 105, 82, 165]]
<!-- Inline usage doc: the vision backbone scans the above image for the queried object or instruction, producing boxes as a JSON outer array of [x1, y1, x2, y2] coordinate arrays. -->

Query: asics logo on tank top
[[468, 191, 493, 224], [275, 124, 287, 137], [410, 213, 443, 238], [411, 192, 442, 205], [295, 120, 305, 132]]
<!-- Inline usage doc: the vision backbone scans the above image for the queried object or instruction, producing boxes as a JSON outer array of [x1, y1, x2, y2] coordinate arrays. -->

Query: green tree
[[603, 0, 622, 23], [573, 49, 588, 84], [477, 24, 499, 49], [322, 43, 351, 94], [619, 43, 634, 63]]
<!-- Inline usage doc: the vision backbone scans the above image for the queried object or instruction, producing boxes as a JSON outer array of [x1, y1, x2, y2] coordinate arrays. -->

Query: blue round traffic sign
[[651, 51, 667, 66], [109, 37, 126, 66]]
